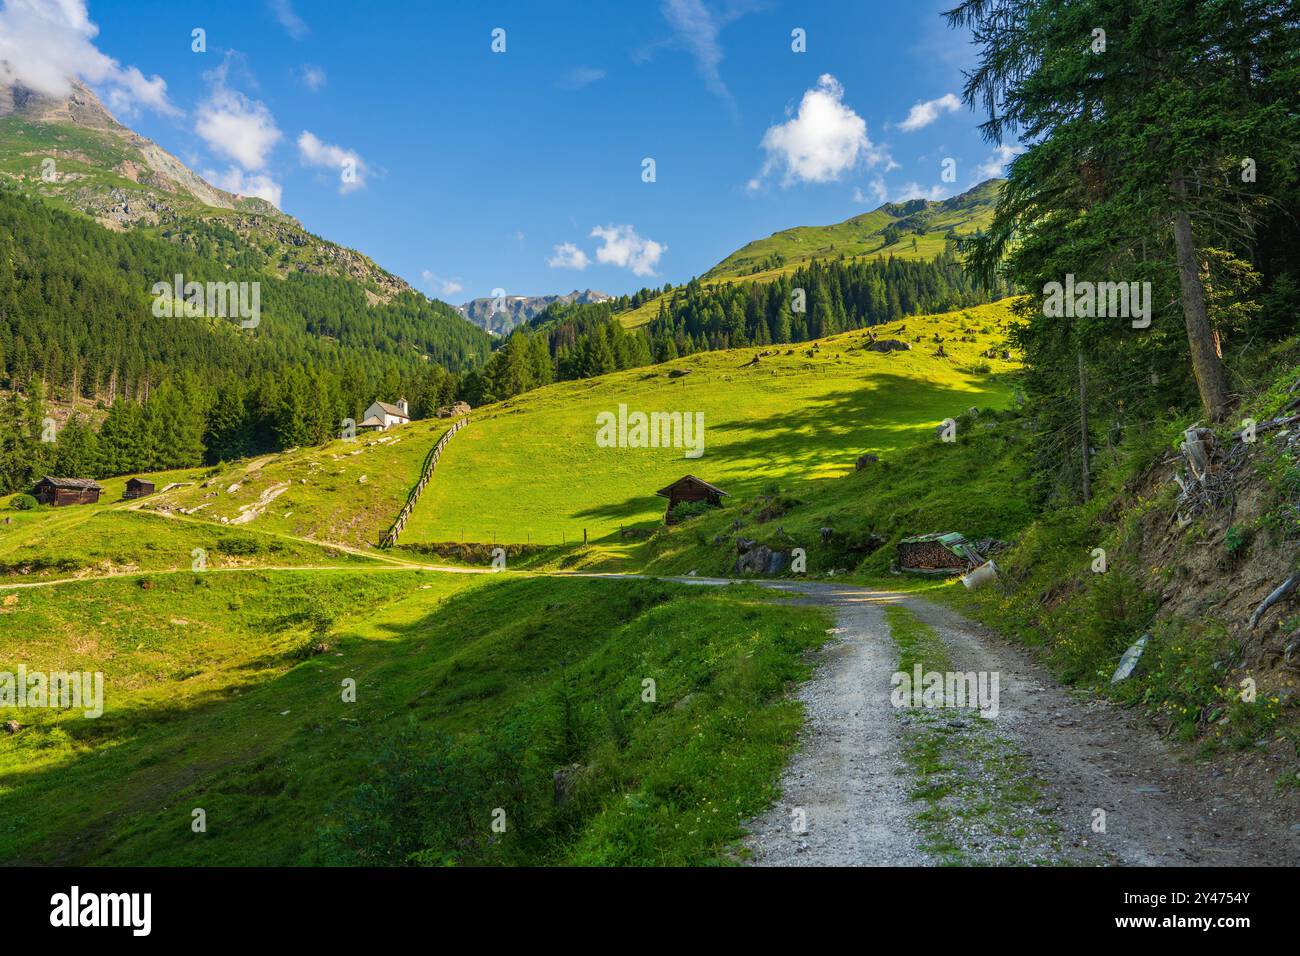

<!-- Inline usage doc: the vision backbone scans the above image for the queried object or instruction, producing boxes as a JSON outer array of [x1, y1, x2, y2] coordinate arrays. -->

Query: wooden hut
[[123, 478, 156, 500], [33, 476, 103, 507], [655, 475, 728, 524]]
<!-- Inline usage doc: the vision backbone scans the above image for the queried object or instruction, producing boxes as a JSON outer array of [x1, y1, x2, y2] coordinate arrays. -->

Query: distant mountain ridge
[[459, 289, 613, 334], [0, 74, 493, 441], [703, 179, 1003, 280], [0, 79, 420, 302], [615, 181, 1004, 329]]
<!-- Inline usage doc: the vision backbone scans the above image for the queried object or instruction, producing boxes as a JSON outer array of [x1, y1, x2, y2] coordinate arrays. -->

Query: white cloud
[[559, 67, 606, 90], [660, 0, 742, 112], [591, 224, 665, 276], [753, 74, 885, 189], [547, 242, 591, 270], [892, 181, 949, 202], [974, 143, 1024, 180], [421, 270, 463, 297], [854, 176, 956, 204], [195, 59, 281, 170], [297, 130, 368, 194], [853, 178, 889, 205], [897, 93, 962, 132], [298, 65, 326, 92], [269, 0, 307, 38], [203, 165, 282, 208], [0, 0, 178, 116]]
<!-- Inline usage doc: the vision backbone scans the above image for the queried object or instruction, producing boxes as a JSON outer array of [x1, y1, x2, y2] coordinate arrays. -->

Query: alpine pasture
[[402, 301, 1018, 545]]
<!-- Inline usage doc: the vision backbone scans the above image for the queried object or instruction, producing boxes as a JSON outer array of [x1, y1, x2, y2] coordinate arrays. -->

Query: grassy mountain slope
[[403, 301, 1018, 545], [7, 300, 1013, 554], [595, 337, 1300, 777], [0, 80, 411, 299], [616, 180, 1001, 329], [625, 400, 1035, 579], [707, 179, 1002, 280], [123, 427, 443, 551]]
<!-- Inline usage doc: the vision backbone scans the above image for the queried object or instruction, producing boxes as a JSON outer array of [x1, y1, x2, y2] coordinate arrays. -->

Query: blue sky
[[17, 0, 1018, 302]]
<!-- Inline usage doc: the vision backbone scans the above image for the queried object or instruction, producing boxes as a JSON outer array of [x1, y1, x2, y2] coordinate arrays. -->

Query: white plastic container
[[961, 560, 999, 590]]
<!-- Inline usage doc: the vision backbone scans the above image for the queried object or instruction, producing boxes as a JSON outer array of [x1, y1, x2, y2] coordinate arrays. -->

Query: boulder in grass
[[734, 544, 772, 574], [553, 763, 584, 805], [436, 401, 471, 419], [865, 338, 911, 353]]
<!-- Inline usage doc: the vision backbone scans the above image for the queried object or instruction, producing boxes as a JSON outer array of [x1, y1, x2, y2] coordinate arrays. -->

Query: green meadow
[[0, 299, 1021, 865], [0, 570, 828, 865], [628, 399, 1038, 579], [128, 427, 447, 551], [6, 301, 1016, 557], [405, 301, 1019, 545], [0, 467, 369, 581]]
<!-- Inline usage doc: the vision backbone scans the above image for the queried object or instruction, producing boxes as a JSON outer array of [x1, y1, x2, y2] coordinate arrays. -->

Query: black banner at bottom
[[0, 865, 1284, 941]]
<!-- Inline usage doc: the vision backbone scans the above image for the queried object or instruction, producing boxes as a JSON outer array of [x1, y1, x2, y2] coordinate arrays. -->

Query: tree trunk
[[1078, 350, 1091, 504], [1170, 169, 1231, 420]]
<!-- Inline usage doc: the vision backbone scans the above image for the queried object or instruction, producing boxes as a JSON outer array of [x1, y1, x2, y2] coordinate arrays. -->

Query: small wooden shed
[[33, 476, 103, 507], [655, 475, 729, 524], [123, 477, 156, 500]]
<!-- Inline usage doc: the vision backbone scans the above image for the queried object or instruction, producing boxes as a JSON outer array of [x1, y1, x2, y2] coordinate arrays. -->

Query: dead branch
[[1249, 573, 1300, 631]]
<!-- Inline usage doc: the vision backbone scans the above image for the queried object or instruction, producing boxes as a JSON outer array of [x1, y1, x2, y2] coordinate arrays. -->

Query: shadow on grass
[[0, 575, 683, 865]]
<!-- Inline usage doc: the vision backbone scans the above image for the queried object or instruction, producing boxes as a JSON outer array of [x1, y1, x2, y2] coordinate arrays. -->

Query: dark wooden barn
[[33, 476, 103, 507], [655, 474, 729, 524], [123, 478, 156, 500]]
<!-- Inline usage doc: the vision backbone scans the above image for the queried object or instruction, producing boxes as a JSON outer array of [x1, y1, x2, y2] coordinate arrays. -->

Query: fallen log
[[1249, 572, 1300, 631], [1255, 413, 1300, 435]]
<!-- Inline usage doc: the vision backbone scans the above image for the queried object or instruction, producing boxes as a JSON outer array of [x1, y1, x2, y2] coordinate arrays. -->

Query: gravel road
[[724, 579, 1300, 867]]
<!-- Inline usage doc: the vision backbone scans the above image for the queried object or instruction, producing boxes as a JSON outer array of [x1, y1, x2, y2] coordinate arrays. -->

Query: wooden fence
[[378, 417, 469, 548]]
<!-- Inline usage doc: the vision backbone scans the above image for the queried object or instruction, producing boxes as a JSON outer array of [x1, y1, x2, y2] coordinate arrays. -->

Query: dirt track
[[724, 580, 1300, 867]]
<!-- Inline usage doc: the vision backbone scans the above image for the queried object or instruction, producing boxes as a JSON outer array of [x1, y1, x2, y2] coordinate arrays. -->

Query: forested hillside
[[644, 251, 1008, 356], [459, 251, 1010, 406], [952, 0, 1300, 505], [0, 187, 487, 492]]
